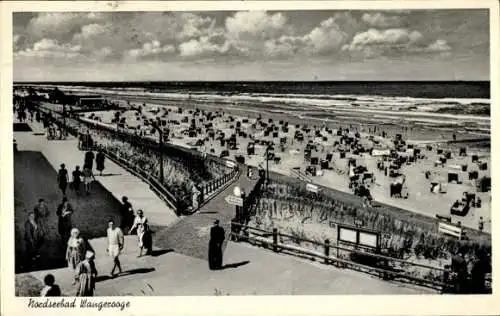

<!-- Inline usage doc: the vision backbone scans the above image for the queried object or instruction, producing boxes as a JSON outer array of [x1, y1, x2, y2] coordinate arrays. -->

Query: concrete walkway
[[15, 120, 178, 228], [155, 172, 258, 260], [20, 236, 432, 295]]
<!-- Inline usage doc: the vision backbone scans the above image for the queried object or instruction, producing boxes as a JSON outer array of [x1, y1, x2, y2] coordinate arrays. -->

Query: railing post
[[324, 239, 330, 264], [272, 228, 278, 252]]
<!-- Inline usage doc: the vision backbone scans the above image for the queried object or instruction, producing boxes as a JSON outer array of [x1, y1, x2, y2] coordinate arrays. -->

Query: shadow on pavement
[[98, 173, 122, 177], [150, 249, 174, 257], [96, 267, 156, 282], [220, 260, 250, 270]]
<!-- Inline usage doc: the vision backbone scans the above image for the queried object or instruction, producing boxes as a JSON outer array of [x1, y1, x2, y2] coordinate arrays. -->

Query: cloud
[[125, 40, 176, 60], [425, 39, 452, 52], [342, 28, 427, 57], [74, 23, 113, 40], [225, 11, 288, 41], [301, 17, 349, 54], [362, 12, 406, 28], [27, 12, 106, 41], [15, 38, 83, 60]]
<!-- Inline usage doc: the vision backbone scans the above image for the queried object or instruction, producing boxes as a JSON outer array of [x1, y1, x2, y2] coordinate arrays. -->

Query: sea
[[18, 81, 490, 117]]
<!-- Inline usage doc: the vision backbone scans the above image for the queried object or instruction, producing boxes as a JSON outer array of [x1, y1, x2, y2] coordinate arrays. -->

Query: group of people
[[56, 149, 106, 198], [30, 199, 154, 297]]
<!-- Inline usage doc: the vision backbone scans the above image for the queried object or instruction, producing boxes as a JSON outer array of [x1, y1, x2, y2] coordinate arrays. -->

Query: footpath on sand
[[17, 120, 178, 228], [155, 172, 259, 260]]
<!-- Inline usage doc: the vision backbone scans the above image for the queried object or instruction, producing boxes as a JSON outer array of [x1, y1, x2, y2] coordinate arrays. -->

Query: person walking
[[84, 150, 95, 171], [24, 211, 45, 269], [40, 274, 61, 297], [208, 219, 225, 270], [82, 165, 95, 196], [95, 150, 105, 176], [129, 210, 152, 257], [57, 164, 69, 196], [106, 219, 124, 278], [75, 251, 98, 297], [72, 166, 82, 196], [56, 197, 73, 244], [66, 228, 87, 284]]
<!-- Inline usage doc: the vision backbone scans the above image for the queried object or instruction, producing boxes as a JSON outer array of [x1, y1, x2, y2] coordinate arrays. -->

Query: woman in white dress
[[106, 219, 124, 278], [129, 210, 151, 257]]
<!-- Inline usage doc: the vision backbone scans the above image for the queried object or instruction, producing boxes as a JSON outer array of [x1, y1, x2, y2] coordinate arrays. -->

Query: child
[[40, 274, 61, 297]]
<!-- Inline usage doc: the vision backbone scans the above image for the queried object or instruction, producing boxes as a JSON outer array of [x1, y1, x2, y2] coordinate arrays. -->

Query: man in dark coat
[[84, 150, 95, 171], [120, 196, 134, 233], [209, 219, 225, 270], [56, 197, 73, 244], [57, 164, 69, 196], [95, 150, 105, 176], [451, 248, 469, 294]]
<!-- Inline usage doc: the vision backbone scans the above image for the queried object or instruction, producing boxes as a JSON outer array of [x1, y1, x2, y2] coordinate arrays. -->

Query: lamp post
[[152, 122, 164, 184], [266, 145, 274, 187]]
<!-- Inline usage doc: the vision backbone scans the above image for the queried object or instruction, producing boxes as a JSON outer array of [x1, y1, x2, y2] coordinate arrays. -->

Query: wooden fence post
[[273, 228, 278, 252], [324, 239, 330, 264]]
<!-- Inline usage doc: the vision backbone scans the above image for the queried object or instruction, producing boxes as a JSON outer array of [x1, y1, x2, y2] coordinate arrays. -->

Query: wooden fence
[[230, 222, 471, 292]]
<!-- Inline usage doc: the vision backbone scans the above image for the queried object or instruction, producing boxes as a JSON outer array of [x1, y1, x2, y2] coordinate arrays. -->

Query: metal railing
[[36, 102, 240, 213]]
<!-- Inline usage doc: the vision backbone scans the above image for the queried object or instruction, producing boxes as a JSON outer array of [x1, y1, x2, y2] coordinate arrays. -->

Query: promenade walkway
[[16, 120, 178, 228], [155, 172, 259, 260], [19, 236, 431, 295], [14, 120, 432, 295]]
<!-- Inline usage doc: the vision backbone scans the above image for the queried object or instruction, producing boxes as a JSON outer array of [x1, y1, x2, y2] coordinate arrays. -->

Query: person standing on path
[[75, 251, 98, 297], [57, 164, 69, 196], [208, 219, 225, 270], [72, 166, 82, 196], [120, 196, 134, 233], [106, 219, 124, 278], [40, 274, 61, 297], [82, 165, 95, 196], [95, 150, 105, 176], [33, 198, 49, 232], [129, 209, 152, 257], [66, 228, 87, 284], [24, 211, 45, 269], [56, 197, 73, 245], [84, 150, 95, 171]]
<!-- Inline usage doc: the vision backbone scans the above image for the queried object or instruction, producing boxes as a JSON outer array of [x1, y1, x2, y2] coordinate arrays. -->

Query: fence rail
[[230, 222, 476, 292], [36, 102, 239, 213]]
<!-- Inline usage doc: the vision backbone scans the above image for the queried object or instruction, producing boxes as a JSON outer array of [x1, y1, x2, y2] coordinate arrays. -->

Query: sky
[[13, 10, 490, 81]]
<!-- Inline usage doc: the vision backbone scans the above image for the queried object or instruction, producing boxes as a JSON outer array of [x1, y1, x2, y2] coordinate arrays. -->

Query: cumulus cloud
[[15, 38, 83, 60], [425, 39, 452, 52], [27, 12, 106, 41], [362, 12, 406, 28], [301, 17, 349, 54], [342, 28, 427, 57], [226, 11, 288, 41], [125, 40, 176, 60]]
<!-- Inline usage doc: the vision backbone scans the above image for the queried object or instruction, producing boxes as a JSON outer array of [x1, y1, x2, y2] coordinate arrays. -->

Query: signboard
[[339, 227, 357, 243], [225, 195, 243, 207], [438, 222, 465, 239], [372, 149, 390, 157], [306, 183, 319, 193], [337, 224, 380, 251], [359, 232, 378, 248]]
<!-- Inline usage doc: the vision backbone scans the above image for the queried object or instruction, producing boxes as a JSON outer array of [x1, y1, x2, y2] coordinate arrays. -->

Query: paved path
[[15, 120, 178, 228], [155, 172, 258, 260], [19, 236, 432, 295]]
